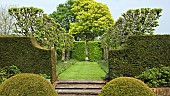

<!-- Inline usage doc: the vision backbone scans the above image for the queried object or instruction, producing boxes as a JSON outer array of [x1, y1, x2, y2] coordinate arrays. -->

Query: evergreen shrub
[[109, 35, 170, 79], [71, 41, 102, 61], [88, 41, 102, 61], [0, 73, 58, 96], [71, 41, 86, 61], [0, 37, 56, 83], [0, 65, 21, 83], [99, 77, 154, 96], [136, 66, 170, 87]]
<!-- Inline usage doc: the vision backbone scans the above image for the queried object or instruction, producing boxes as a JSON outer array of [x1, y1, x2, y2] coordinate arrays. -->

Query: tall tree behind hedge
[[101, 8, 162, 59], [108, 8, 162, 48], [8, 6, 66, 51], [50, 0, 75, 33], [69, 0, 114, 60], [50, 0, 75, 61], [8, 7, 44, 37], [64, 33, 74, 60], [0, 5, 15, 35], [35, 14, 65, 49]]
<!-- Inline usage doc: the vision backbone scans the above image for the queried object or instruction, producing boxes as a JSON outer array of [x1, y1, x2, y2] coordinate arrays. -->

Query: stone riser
[[55, 80, 106, 96]]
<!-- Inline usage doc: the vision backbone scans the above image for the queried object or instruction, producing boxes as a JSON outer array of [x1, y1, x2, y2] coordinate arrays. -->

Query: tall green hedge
[[71, 41, 102, 61], [71, 41, 86, 61], [109, 35, 170, 79], [88, 41, 102, 61], [0, 36, 56, 83]]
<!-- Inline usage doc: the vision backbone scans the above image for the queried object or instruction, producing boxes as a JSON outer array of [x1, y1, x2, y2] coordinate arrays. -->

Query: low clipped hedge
[[0, 73, 58, 96], [109, 35, 170, 79], [0, 37, 56, 83], [99, 77, 154, 96]]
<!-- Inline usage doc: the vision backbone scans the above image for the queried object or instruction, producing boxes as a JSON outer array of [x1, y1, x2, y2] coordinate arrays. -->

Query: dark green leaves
[[102, 8, 162, 49]]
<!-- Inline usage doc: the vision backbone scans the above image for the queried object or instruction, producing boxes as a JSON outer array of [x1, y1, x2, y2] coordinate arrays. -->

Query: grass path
[[58, 61, 106, 80]]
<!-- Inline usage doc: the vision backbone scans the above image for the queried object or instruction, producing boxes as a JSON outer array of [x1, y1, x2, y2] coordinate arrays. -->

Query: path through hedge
[[58, 61, 106, 80]]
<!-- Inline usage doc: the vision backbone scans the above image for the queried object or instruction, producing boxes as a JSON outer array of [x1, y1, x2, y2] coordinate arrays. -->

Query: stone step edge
[[56, 89, 100, 94], [56, 87, 103, 89], [56, 80, 106, 84]]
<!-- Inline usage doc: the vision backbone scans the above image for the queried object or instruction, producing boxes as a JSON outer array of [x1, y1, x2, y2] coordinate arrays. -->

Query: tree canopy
[[69, 0, 114, 41], [8, 6, 44, 37], [102, 8, 162, 49], [0, 5, 15, 35], [35, 14, 65, 49], [8, 6, 66, 49], [50, 0, 75, 32]]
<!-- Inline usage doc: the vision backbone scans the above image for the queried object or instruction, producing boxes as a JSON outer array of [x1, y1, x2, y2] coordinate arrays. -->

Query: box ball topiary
[[0, 73, 58, 96], [99, 77, 154, 96]]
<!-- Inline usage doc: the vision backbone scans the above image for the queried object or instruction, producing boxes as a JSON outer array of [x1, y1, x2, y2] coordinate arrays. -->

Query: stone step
[[57, 89, 100, 94], [58, 94, 98, 96], [55, 80, 106, 96], [56, 84, 104, 89], [56, 80, 106, 84]]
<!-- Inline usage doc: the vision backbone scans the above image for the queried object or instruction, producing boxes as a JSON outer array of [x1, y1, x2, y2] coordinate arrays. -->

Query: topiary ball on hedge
[[0, 73, 58, 96], [99, 77, 154, 96]]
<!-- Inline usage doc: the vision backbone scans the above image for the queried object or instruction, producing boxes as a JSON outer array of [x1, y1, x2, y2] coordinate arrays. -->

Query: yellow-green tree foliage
[[69, 0, 114, 41]]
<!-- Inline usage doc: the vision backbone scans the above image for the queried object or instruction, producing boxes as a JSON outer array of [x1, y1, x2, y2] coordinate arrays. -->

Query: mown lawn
[[58, 61, 106, 80]]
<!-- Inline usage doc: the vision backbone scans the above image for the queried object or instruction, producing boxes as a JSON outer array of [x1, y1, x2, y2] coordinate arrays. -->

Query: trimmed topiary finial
[[0, 73, 58, 96], [99, 77, 154, 96]]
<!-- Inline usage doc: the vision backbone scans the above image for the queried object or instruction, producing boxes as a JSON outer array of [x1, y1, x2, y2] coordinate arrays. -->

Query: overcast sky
[[1, 0, 169, 34]]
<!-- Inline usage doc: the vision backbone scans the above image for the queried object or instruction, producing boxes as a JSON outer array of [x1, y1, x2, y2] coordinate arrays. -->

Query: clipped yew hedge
[[0, 73, 58, 96], [88, 41, 102, 61], [71, 41, 86, 61], [109, 35, 170, 79], [0, 36, 56, 83], [71, 41, 102, 61]]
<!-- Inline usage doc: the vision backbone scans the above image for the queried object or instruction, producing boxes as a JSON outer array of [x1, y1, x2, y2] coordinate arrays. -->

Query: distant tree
[[64, 33, 74, 60], [61, 33, 74, 61], [9, 6, 66, 50], [8, 6, 44, 37], [50, 0, 75, 61], [49, 0, 75, 32], [69, 0, 114, 60], [114, 8, 162, 46], [35, 14, 65, 49], [0, 5, 15, 35], [101, 8, 162, 59]]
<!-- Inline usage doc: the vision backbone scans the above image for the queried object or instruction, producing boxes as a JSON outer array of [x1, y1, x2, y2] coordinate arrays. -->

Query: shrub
[[71, 41, 102, 61], [88, 41, 102, 61], [0, 65, 21, 83], [136, 66, 170, 87], [0, 37, 56, 83], [0, 73, 58, 96], [99, 77, 154, 96], [109, 35, 170, 79], [39, 73, 51, 79], [71, 41, 86, 61]]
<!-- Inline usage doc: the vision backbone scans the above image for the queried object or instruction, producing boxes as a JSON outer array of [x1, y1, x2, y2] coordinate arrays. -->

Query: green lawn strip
[[58, 61, 106, 80], [56, 59, 79, 75]]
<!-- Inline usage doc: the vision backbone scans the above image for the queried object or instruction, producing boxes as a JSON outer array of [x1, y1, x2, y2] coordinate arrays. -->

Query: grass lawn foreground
[[58, 61, 106, 80]]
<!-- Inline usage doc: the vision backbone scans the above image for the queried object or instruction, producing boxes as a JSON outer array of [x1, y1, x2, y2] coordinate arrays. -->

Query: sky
[[0, 0, 170, 34]]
